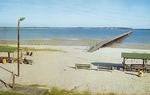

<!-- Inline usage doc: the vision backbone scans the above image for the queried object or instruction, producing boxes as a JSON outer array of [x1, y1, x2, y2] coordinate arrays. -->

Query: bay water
[[0, 28, 150, 44]]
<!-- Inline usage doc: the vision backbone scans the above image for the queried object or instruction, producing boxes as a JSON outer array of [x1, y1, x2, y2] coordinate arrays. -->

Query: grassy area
[[9, 83, 47, 88], [44, 87, 119, 95], [28, 84, 47, 88], [0, 87, 119, 95], [0, 46, 65, 52], [22, 47, 65, 52], [44, 87, 92, 95], [0, 46, 17, 52], [0, 91, 25, 95]]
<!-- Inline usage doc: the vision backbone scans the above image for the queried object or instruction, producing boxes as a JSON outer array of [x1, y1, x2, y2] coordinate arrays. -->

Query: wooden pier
[[87, 31, 132, 52]]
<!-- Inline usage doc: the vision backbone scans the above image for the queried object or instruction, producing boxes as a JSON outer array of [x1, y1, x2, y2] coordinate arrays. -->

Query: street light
[[12, 17, 25, 90], [17, 17, 25, 76]]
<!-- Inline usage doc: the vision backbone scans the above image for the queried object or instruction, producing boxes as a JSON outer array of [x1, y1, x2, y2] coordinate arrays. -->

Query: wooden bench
[[131, 64, 145, 71], [97, 66, 114, 71], [122, 64, 132, 71], [75, 63, 91, 70], [145, 65, 150, 73]]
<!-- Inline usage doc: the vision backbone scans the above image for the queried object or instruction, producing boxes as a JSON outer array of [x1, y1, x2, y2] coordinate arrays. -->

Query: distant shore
[[0, 39, 150, 50], [0, 27, 133, 29]]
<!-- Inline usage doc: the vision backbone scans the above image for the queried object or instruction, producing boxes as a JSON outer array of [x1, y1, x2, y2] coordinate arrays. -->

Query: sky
[[0, 0, 150, 29]]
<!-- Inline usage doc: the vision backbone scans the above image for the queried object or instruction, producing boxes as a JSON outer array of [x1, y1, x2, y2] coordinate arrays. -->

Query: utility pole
[[17, 17, 25, 76]]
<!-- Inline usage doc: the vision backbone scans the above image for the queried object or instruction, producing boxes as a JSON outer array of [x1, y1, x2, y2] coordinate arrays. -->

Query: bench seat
[[75, 63, 91, 70]]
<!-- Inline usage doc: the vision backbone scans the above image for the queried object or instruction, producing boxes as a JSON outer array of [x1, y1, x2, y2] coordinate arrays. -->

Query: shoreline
[[0, 39, 150, 50], [0, 39, 100, 46]]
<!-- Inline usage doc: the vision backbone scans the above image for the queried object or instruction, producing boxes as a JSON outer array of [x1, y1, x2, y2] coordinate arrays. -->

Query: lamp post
[[17, 17, 25, 76]]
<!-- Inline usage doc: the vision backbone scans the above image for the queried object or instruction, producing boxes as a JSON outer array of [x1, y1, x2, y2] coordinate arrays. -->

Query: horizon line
[[0, 26, 149, 29], [0, 26, 133, 29]]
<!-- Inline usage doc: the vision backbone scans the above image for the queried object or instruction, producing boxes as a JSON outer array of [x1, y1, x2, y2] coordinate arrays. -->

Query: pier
[[87, 31, 132, 52]]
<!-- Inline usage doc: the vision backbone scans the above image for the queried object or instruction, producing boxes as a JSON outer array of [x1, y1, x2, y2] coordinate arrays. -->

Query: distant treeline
[[0, 27, 132, 29]]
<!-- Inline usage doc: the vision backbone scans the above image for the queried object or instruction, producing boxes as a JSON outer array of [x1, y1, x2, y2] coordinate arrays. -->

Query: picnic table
[[121, 52, 150, 72]]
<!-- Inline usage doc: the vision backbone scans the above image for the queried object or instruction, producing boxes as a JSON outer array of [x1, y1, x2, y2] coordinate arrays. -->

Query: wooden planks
[[97, 66, 114, 71], [75, 63, 114, 71], [75, 63, 91, 70], [13, 86, 47, 95], [87, 31, 132, 52]]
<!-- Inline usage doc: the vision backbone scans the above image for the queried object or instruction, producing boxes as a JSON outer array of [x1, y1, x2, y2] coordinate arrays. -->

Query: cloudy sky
[[0, 0, 150, 29]]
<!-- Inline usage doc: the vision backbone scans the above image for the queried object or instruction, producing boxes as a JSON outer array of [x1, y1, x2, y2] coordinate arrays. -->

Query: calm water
[[0, 28, 150, 44]]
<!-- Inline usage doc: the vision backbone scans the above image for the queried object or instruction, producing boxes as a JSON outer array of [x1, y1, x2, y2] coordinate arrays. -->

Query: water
[[0, 28, 150, 44]]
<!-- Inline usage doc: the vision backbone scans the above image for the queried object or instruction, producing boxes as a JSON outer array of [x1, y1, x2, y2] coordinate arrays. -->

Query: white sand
[[0, 45, 150, 95]]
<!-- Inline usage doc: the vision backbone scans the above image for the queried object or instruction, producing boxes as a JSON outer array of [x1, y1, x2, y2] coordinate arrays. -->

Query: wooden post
[[12, 72, 15, 90], [17, 20, 20, 76], [122, 58, 126, 71], [143, 59, 145, 66], [8, 52, 10, 58], [143, 59, 146, 72]]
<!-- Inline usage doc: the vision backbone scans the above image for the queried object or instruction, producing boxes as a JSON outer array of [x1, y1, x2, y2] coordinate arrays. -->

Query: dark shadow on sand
[[67, 66, 76, 69], [91, 62, 122, 70], [125, 72, 138, 76]]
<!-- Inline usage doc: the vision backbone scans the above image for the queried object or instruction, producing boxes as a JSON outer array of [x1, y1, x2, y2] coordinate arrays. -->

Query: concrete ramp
[[87, 31, 132, 52]]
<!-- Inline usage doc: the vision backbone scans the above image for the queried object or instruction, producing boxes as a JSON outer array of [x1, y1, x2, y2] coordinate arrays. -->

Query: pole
[[17, 17, 25, 76], [17, 20, 20, 76], [8, 52, 10, 58], [12, 72, 15, 90]]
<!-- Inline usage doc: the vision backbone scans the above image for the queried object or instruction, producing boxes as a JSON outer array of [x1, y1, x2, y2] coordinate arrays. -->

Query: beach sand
[[0, 39, 101, 46], [0, 42, 150, 94], [1, 39, 150, 49]]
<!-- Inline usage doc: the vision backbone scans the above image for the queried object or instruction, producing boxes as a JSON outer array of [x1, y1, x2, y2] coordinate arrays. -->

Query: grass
[[43, 87, 119, 95], [22, 47, 65, 52], [44, 87, 92, 95], [0, 46, 65, 52], [9, 83, 47, 88], [28, 84, 47, 88], [0, 46, 17, 52], [0, 91, 25, 95], [0, 87, 119, 95]]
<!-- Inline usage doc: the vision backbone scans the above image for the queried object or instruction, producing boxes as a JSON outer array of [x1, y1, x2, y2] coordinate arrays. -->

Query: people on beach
[[138, 69, 144, 77], [23, 57, 29, 64], [2, 58, 6, 64], [26, 51, 29, 56], [26, 51, 33, 56], [29, 52, 33, 56]]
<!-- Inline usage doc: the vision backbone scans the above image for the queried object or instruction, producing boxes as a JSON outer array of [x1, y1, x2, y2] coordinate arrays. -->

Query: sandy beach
[[1, 0, 150, 94], [0, 43, 150, 95], [1, 39, 150, 49]]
